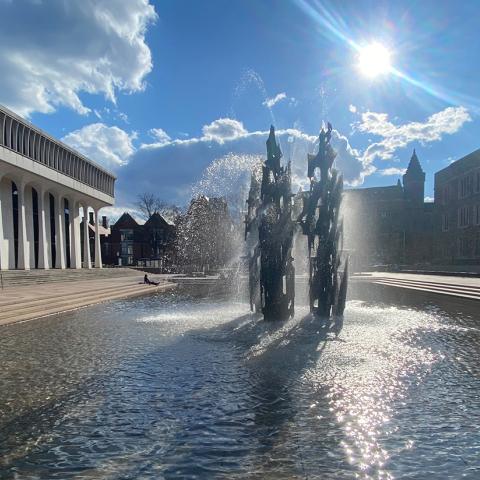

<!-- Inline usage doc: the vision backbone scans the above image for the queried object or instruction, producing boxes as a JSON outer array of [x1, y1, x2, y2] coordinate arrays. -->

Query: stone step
[[0, 283, 176, 326], [372, 279, 480, 301], [0, 269, 136, 278], [0, 268, 140, 287], [0, 283, 147, 320], [376, 276, 480, 293], [0, 280, 154, 310]]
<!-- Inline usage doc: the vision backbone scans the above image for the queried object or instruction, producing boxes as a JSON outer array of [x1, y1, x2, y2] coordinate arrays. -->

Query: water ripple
[[0, 296, 479, 478]]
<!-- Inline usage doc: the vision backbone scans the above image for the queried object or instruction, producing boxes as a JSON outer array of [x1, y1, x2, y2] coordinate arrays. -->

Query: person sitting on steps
[[144, 274, 159, 286]]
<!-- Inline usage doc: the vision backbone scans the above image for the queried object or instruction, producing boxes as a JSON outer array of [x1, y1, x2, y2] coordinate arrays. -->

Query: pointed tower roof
[[405, 149, 424, 176], [266, 125, 282, 171]]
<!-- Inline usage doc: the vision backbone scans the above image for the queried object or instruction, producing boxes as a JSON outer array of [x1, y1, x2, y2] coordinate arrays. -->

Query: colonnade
[[0, 174, 103, 270]]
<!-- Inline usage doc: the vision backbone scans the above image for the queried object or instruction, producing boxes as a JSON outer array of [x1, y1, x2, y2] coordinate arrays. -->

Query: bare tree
[[135, 192, 183, 224], [135, 193, 161, 219]]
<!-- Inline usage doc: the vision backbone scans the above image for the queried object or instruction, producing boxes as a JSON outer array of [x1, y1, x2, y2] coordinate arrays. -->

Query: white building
[[0, 104, 115, 270]]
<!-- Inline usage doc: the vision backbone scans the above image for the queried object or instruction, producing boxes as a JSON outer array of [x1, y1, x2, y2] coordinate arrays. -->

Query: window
[[458, 206, 470, 227], [458, 237, 472, 257], [443, 185, 449, 205], [442, 213, 449, 232], [120, 229, 134, 242], [459, 175, 473, 198]]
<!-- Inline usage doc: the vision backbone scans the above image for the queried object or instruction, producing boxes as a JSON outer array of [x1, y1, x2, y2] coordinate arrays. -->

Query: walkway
[[0, 268, 175, 326], [355, 271, 480, 301]]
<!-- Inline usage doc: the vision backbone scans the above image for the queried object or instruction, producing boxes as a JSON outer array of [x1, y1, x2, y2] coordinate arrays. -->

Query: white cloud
[[62, 123, 135, 169], [147, 128, 171, 146], [201, 118, 248, 143], [349, 104, 357, 113], [116, 119, 368, 205], [378, 167, 407, 176], [117, 112, 129, 124], [263, 92, 287, 108], [358, 106, 471, 165], [0, 0, 157, 117], [424, 196, 434, 203]]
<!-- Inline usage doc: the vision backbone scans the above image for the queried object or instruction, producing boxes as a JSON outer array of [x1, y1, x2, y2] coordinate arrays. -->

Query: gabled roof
[[113, 212, 139, 229], [144, 212, 172, 228]]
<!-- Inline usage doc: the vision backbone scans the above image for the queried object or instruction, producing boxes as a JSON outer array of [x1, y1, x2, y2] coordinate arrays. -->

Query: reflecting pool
[[0, 293, 479, 479]]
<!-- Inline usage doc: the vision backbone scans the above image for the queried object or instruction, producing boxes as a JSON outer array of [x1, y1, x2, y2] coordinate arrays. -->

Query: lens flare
[[358, 43, 392, 78]]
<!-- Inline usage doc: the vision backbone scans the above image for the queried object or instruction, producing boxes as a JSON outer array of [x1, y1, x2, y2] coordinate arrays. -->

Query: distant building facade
[[104, 212, 176, 271], [0, 104, 115, 270], [343, 150, 434, 269], [434, 150, 480, 266]]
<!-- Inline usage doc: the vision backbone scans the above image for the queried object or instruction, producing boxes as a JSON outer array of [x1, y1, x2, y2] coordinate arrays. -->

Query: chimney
[[102, 215, 108, 228], [89, 212, 94, 224]]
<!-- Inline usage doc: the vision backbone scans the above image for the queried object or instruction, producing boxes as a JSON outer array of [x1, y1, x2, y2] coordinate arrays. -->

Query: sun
[[358, 43, 392, 78]]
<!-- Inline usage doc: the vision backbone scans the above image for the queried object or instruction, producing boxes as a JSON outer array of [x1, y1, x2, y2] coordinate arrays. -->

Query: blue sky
[[1, 0, 479, 214]]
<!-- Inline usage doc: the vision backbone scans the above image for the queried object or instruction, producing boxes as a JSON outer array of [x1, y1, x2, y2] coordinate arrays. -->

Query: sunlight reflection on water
[[0, 295, 479, 479]]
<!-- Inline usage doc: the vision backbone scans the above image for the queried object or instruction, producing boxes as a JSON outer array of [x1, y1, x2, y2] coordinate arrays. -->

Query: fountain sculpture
[[244, 172, 261, 312], [245, 126, 295, 320], [298, 123, 348, 317], [246, 123, 347, 320]]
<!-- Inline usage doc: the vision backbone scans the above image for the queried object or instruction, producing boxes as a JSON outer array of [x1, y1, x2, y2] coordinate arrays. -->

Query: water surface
[[0, 293, 479, 479]]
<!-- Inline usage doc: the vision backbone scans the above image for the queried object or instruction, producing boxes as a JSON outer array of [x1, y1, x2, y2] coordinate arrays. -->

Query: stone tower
[[403, 149, 425, 205]]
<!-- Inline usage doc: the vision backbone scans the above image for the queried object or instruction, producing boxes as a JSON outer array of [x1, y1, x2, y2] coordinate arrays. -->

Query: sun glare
[[358, 43, 392, 78]]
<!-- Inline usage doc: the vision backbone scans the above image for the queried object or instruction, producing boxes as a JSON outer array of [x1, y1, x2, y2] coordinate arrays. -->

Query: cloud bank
[[115, 122, 366, 205], [62, 123, 136, 169], [62, 106, 470, 209], [0, 0, 157, 117], [357, 106, 471, 165]]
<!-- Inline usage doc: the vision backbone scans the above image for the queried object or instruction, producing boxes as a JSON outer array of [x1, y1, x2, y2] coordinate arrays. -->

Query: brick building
[[104, 212, 176, 270], [343, 150, 434, 270], [434, 149, 480, 267]]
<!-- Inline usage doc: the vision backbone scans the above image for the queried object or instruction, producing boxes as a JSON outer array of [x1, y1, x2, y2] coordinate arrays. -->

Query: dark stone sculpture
[[245, 172, 261, 313], [298, 123, 348, 317], [245, 126, 295, 320]]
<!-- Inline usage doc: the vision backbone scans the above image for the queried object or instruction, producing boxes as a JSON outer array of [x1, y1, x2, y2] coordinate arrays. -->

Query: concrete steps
[[369, 276, 480, 301], [0, 268, 138, 287], [0, 267, 175, 326], [0, 282, 139, 309], [0, 281, 151, 312], [0, 282, 175, 326]]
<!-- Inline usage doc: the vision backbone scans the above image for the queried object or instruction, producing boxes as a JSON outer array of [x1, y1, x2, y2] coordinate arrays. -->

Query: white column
[[0, 175, 6, 271], [0, 178, 15, 269], [17, 183, 30, 270], [55, 194, 66, 269], [83, 206, 92, 269], [37, 189, 50, 269], [69, 198, 82, 269], [94, 209, 102, 268], [24, 186, 36, 269]]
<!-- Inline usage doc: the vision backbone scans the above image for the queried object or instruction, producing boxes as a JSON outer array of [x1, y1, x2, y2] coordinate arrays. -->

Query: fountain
[[244, 171, 262, 312], [246, 123, 348, 320], [298, 122, 348, 317], [245, 126, 295, 320]]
